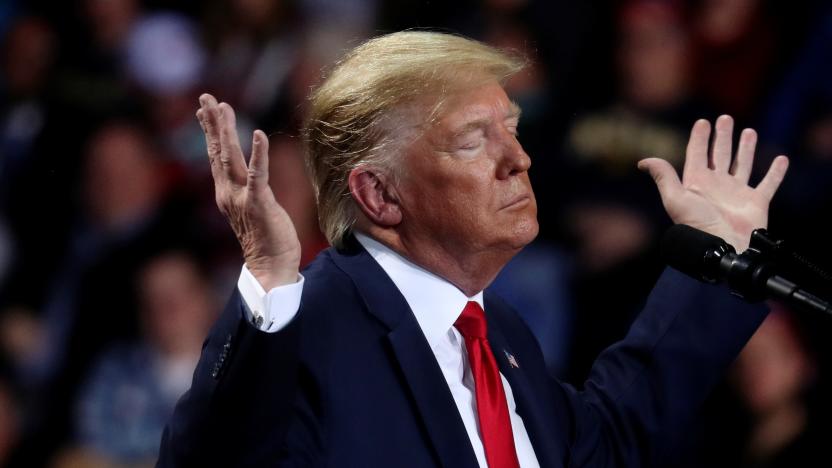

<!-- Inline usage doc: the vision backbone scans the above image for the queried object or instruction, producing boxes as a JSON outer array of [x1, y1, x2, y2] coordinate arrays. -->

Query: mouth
[[501, 194, 531, 210]]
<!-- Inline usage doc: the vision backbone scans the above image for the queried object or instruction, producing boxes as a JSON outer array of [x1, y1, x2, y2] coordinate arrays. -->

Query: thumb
[[247, 130, 270, 191], [638, 157, 683, 205]]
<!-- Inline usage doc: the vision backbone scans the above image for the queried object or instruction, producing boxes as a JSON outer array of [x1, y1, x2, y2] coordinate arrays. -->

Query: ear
[[348, 167, 403, 227]]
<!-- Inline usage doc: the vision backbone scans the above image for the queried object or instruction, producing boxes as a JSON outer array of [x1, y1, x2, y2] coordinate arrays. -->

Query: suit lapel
[[484, 293, 566, 467], [330, 238, 479, 468]]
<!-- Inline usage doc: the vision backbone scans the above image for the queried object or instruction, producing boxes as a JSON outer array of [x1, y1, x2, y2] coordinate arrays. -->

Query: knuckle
[[207, 142, 221, 155], [247, 167, 263, 180]]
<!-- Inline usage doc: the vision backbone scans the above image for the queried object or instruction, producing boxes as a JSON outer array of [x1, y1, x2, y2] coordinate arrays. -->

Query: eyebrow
[[508, 101, 522, 120], [450, 101, 523, 138]]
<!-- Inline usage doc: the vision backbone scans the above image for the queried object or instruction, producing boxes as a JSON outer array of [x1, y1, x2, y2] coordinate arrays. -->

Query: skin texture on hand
[[638, 115, 789, 252], [196, 94, 301, 290]]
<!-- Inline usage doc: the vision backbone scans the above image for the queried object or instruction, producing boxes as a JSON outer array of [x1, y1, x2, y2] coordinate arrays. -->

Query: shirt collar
[[355, 233, 484, 348]]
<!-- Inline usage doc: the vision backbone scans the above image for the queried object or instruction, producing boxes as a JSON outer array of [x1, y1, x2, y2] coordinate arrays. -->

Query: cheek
[[410, 160, 494, 208], [441, 175, 495, 222], [404, 183, 490, 244], [418, 185, 482, 226]]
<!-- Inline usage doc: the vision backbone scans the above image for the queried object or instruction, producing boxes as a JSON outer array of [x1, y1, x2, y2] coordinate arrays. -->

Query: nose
[[496, 131, 531, 180]]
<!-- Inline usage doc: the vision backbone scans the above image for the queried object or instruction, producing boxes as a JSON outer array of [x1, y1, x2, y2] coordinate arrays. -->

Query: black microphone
[[661, 224, 832, 317]]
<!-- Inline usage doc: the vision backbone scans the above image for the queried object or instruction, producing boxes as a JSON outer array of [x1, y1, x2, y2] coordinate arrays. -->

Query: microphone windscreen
[[661, 224, 727, 281]]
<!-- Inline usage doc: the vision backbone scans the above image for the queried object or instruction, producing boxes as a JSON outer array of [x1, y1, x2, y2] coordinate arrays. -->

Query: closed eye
[[454, 129, 485, 155], [459, 139, 483, 150]]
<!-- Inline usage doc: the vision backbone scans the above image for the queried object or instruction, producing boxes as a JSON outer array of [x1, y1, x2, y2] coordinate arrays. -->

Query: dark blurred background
[[1, 0, 831, 466]]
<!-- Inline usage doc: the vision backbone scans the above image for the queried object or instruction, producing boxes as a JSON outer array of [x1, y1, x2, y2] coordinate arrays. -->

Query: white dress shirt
[[237, 233, 541, 468]]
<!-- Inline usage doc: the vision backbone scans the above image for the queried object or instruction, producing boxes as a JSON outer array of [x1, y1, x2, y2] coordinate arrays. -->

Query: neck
[[363, 227, 518, 296]]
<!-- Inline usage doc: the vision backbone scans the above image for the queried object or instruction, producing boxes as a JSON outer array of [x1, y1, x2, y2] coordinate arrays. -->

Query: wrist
[[719, 218, 767, 253], [724, 226, 759, 253], [728, 235, 749, 253], [246, 257, 300, 290]]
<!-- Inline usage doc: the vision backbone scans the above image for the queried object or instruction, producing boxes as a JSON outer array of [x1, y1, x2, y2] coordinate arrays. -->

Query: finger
[[247, 130, 270, 190], [217, 102, 249, 184], [711, 115, 733, 172], [196, 108, 219, 171], [683, 119, 711, 182], [730, 128, 757, 183], [638, 157, 684, 207], [198, 94, 222, 172], [756, 155, 789, 201]]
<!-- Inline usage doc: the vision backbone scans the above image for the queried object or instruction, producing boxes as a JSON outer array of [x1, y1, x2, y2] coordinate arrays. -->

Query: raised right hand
[[197, 94, 301, 290]]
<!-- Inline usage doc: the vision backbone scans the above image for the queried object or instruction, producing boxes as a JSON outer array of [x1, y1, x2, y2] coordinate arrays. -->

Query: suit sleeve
[[156, 289, 317, 467], [561, 268, 768, 467]]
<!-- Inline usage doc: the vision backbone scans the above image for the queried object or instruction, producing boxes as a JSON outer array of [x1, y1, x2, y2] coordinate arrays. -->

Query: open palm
[[639, 115, 789, 251]]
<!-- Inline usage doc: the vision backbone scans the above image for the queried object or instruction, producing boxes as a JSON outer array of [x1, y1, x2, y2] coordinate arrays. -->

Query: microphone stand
[[722, 229, 832, 317]]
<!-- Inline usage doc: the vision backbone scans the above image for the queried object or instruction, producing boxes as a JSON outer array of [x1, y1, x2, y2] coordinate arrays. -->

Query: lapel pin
[[503, 350, 520, 369]]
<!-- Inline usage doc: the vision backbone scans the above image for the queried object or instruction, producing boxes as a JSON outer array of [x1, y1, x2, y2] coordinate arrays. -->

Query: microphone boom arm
[[662, 224, 832, 317]]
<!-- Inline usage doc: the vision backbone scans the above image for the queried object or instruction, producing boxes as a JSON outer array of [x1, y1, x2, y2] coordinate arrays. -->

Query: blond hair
[[303, 31, 525, 248]]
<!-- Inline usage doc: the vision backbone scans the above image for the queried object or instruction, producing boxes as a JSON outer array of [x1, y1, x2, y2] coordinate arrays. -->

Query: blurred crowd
[[0, 0, 831, 467]]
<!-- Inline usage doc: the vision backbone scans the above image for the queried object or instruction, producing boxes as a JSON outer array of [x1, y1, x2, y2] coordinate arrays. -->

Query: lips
[[501, 193, 531, 210]]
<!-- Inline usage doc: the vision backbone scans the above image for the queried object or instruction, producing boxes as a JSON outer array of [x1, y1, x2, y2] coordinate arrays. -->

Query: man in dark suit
[[158, 31, 790, 467]]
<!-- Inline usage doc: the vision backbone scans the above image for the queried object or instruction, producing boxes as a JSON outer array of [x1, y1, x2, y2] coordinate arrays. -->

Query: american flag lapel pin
[[503, 350, 519, 369]]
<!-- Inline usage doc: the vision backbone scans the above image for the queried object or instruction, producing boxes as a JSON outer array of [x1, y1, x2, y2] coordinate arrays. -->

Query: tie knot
[[455, 301, 488, 339]]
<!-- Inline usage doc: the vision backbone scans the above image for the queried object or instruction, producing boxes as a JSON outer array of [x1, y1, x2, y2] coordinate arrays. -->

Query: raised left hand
[[638, 115, 789, 251]]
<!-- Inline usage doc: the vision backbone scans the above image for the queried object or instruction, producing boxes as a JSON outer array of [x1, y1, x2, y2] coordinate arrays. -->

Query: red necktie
[[455, 301, 521, 468]]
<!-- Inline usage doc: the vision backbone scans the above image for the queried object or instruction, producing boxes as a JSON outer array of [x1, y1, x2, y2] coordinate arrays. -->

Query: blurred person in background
[[0, 16, 56, 186], [26, 121, 169, 386], [563, 0, 703, 262], [0, 16, 84, 306], [689, 0, 779, 122], [565, 0, 701, 179], [731, 307, 825, 467], [204, 0, 374, 136], [55, 0, 143, 116], [204, 0, 303, 128], [0, 120, 199, 464], [673, 305, 828, 468], [124, 12, 214, 172], [54, 250, 217, 468], [560, 0, 707, 382]]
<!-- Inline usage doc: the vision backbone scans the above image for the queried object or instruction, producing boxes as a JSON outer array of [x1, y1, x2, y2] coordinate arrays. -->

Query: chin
[[517, 218, 540, 246], [504, 215, 539, 250]]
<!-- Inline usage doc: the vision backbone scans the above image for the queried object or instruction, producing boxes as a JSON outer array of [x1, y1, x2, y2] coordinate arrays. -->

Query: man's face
[[395, 81, 538, 257]]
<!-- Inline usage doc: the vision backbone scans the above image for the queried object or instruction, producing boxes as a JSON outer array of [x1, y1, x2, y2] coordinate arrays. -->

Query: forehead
[[434, 82, 519, 128]]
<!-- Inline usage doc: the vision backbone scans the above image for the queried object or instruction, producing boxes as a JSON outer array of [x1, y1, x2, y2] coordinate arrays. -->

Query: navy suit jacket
[[158, 237, 768, 467]]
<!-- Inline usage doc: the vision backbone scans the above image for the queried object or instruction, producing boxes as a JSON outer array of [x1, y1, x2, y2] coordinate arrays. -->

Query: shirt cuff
[[237, 265, 304, 333]]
